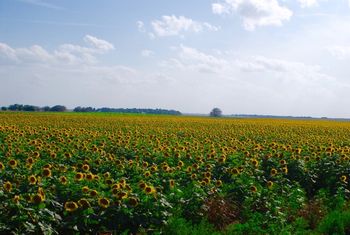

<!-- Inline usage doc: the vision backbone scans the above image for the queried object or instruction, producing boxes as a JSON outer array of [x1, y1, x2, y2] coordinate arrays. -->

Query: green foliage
[[164, 217, 221, 235], [317, 210, 350, 235]]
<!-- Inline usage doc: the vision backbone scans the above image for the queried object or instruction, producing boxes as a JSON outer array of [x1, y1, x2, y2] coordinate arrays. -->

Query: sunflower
[[112, 183, 121, 190], [128, 197, 139, 207], [117, 191, 128, 200], [33, 151, 40, 158], [144, 171, 151, 177], [139, 182, 146, 189], [13, 195, 20, 204], [42, 168, 52, 177], [144, 186, 155, 194], [279, 160, 287, 165], [270, 168, 278, 176], [215, 180, 223, 187], [231, 168, 239, 175], [149, 165, 157, 172], [281, 167, 288, 174], [86, 173, 94, 181], [82, 186, 89, 193], [50, 152, 57, 159], [26, 157, 34, 165], [98, 198, 110, 209], [8, 159, 18, 168], [251, 159, 259, 168], [78, 198, 91, 208], [119, 179, 126, 187], [3, 181, 12, 192], [60, 176, 68, 185], [142, 162, 149, 168], [169, 179, 175, 188], [250, 186, 257, 193], [82, 164, 90, 171], [28, 175, 37, 185], [341, 175, 347, 183], [111, 188, 119, 195], [0, 162, 5, 171], [103, 172, 111, 179], [75, 172, 84, 181], [64, 201, 79, 212], [32, 193, 44, 204], [191, 173, 197, 180], [90, 190, 98, 197], [178, 161, 184, 167], [94, 175, 100, 181], [64, 152, 72, 158], [267, 181, 274, 189], [203, 177, 211, 184]]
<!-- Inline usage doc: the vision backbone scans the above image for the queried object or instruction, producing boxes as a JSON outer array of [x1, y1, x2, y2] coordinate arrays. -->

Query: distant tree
[[41, 106, 51, 112], [50, 105, 66, 112], [23, 105, 40, 112], [8, 104, 23, 111], [210, 108, 222, 117], [1, 106, 7, 111], [73, 106, 82, 112]]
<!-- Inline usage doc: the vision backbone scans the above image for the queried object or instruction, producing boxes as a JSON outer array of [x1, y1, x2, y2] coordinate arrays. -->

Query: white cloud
[[0, 35, 115, 65], [212, 3, 228, 14], [0, 43, 19, 62], [297, 0, 319, 8], [212, 0, 293, 31], [151, 15, 219, 37], [141, 49, 155, 57], [137, 20, 146, 32], [327, 45, 350, 59], [236, 55, 333, 83], [84, 35, 114, 51]]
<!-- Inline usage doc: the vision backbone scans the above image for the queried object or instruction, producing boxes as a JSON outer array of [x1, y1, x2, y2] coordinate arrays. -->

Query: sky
[[1, 0, 350, 117]]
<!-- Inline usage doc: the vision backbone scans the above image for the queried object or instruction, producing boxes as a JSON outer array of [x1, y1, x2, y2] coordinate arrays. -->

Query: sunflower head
[[144, 186, 155, 194], [64, 201, 79, 212], [82, 186, 89, 193], [128, 197, 139, 207], [82, 164, 90, 171], [250, 186, 257, 193], [32, 194, 44, 204], [267, 181, 274, 189], [139, 182, 146, 189], [42, 168, 52, 177], [341, 175, 347, 183], [215, 180, 223, 187], [3, 181, 12, 192], [98, 198, 110, 209], [75, 172, 84, 181], [78, 198, 91, 208], [13, 195, 20, 204], [60, 176, 68, 185], [117, 191, 128, 200], [90, 190, 98, 197], [282, 167, 288, 174], [8, 159, 18, 168], [144, 171, 151, 177], [28, 175, 37, 185], [270, 168, 278, 176]]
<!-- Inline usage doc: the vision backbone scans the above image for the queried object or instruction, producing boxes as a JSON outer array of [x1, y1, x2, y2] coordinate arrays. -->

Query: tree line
[[1, 104, 182, 115], [1, 104, 67, 112], [73, 106, 181, 115]]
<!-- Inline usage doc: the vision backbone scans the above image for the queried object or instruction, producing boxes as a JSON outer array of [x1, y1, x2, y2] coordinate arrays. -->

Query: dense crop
[[1, 112, 350, 234]]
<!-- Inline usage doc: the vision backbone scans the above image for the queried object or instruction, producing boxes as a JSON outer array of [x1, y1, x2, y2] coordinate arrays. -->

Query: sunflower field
[[1, 112, 350, 234]]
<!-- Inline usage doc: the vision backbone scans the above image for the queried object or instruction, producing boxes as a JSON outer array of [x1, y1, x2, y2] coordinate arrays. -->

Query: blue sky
[[1, 0, 350, 117]]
